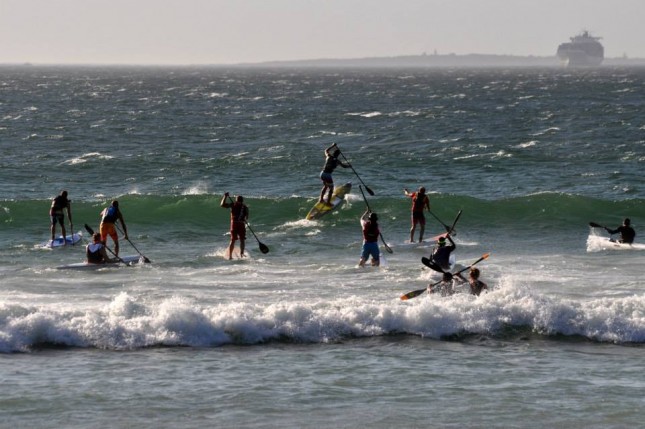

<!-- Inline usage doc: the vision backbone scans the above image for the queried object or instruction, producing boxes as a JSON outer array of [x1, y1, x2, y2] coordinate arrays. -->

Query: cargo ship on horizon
[[557, 31, 604, 67]]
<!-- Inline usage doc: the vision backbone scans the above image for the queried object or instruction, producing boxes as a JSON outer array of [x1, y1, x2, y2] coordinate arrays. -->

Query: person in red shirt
[[358, 210, 380, 267], [404, 187, 430, 242], [220, 193, 249, 260]]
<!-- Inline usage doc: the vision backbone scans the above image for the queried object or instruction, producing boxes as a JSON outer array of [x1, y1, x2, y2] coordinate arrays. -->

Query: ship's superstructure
[[557, 31, 604, 66]]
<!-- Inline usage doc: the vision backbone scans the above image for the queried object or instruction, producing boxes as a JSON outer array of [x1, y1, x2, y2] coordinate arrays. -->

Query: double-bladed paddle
[[227, 196, 270, 254], [358, 185, 393, 254], [400, 253, 490, 300]]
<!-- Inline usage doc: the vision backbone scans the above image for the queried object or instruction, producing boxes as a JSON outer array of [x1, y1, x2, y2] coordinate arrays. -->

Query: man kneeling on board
[[86, 233, 118, 264]]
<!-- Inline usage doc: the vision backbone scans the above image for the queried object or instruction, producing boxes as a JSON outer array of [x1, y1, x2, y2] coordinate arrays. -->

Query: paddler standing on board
[[319, 143, 351, 205], [220, 192, 249, 260], [403, 187, 430, 242], [50, 190, 73, 244], [99, 200, 128, 257], [358, 210, 380, 267]]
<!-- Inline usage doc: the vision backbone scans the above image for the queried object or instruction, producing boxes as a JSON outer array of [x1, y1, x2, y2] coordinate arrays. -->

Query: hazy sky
[[2, 0, 644, 65]]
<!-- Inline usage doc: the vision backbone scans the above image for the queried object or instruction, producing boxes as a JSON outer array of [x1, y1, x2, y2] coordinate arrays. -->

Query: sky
[[2, 0, 644, 65]]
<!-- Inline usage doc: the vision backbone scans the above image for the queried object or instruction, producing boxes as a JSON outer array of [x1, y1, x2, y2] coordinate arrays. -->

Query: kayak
[[586, 234, 645, 252]]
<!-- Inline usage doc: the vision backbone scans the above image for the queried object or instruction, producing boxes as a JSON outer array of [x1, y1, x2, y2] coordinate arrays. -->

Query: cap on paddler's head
[[438, 236, 446, 245], [369, 212, 378, 221]]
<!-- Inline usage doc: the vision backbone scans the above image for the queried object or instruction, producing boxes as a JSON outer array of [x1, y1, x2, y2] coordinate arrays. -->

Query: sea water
[[1, 65, 644, 428]]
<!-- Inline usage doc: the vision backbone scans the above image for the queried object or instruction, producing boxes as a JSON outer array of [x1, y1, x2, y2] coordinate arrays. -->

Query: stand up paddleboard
[[38, 232, 83, 249], [306, 182, 352, 220], [56, 255, 146, 270]]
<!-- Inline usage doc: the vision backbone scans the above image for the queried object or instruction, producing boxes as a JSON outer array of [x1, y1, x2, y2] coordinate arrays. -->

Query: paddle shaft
[[114, 223, 151, 263], [428, 210, 451, 232], [335, 147, 374, 195]]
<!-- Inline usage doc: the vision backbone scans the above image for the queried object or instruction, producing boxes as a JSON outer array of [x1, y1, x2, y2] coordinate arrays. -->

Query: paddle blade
[[380, 234, 393, 254], [400, 288, 427, 300], [84, 223, 95, 235], [589, 222, 604, 228], [259, 242, 270, 254], [421, 257, 445, 273], [365, 186, 375, 196]]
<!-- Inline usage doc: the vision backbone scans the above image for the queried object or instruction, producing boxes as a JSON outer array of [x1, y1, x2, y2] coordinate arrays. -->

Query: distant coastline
[[250, 53, 645, 68], [4, 53, 645, 68]]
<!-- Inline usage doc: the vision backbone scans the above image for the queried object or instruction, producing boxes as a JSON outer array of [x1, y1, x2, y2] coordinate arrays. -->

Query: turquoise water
[[1, 65, 644, 428]]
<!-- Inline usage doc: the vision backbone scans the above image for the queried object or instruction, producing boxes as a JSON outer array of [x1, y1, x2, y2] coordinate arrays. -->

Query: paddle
[[83, 224, 132, 266], [335, 145, 375, 196], [400, 253, 490, 300], [448, 210, 462, 234], [358, 185, 393, 254], [115, 223, 151, 263], [589, 222, 607, 229], [227, 196, 270, 254], [429, 209, 462, 235]]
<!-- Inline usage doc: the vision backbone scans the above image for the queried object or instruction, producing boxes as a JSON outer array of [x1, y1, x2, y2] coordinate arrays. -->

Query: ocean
[[1, 65, 644, 428]]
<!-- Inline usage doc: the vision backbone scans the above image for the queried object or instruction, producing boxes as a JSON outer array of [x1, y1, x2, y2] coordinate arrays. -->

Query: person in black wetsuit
[[606, 218, 636, 244], [50, 190, 73, 243], [319, 143, 351, 205], [430, 234, 456, 271]]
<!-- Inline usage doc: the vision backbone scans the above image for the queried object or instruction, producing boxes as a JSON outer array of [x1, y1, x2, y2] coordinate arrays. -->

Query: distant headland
[[245, 53, 645, 68]]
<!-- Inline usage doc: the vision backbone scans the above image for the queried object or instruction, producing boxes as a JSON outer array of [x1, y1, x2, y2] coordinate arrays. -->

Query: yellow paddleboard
[[306, 183, 352, 220]]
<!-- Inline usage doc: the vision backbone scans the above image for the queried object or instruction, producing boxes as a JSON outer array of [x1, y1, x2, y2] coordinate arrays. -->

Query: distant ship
[[557, 31, 604, 67]]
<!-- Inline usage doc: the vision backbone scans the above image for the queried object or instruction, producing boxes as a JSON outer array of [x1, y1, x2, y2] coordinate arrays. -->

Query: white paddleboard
[[38, 232, 83, 249], [56, 255, 145, 270]]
